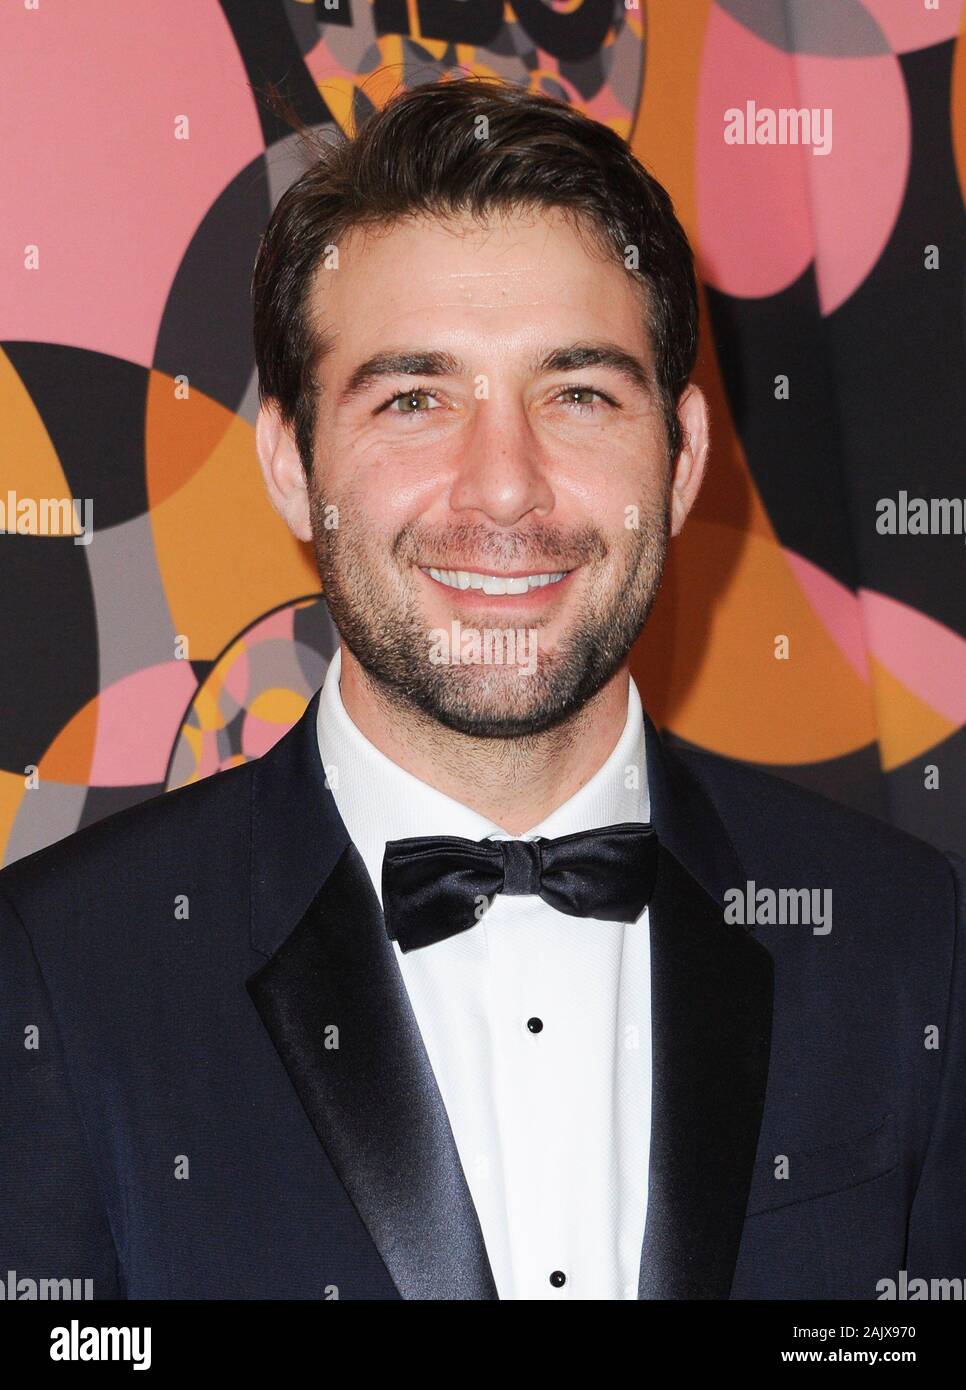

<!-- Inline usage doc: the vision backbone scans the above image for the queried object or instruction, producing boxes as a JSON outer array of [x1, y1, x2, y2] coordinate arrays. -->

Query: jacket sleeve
[[0, 885, 122, 1298], [905, 849, 966, 1274]]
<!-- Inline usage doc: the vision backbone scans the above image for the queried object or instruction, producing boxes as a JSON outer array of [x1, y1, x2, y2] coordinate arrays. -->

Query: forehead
[[307, 206, 651, 362]]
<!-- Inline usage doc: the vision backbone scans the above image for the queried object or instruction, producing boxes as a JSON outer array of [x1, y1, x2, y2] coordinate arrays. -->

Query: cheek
[[313, 460, 398, 537], [564, 473, 645, 539], [313, 478, 420, 593], [336, 440, 452, 522]]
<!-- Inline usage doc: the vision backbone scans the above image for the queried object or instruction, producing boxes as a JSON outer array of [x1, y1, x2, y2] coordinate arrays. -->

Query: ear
[[255, 402, 313, 543], [668, 384, 710, 538]]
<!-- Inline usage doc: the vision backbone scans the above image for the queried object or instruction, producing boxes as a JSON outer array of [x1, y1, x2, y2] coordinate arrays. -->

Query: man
[[1, 77, 963, 1302]]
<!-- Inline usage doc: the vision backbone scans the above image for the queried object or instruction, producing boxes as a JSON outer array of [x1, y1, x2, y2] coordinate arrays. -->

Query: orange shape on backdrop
[[631, 3, 777, 549], [145, 369, 242, 510], [632, 0, 714, 238], [37, 697, 99, 786], [248, 686, 313, 727], [951, 15, 966, 208], [0, 770, 27, 865], [868, 658, 958, 773], [148, 395, 318, 661], [318, 78, 356, 130], [632, 518, 877, 764], [690, 297, 778, 544], [193, 670, 232, 732], [0, 348, 75, 507]]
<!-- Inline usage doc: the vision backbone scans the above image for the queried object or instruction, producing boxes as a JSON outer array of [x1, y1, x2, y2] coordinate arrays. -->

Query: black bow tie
[[382, 823, 660, 953]]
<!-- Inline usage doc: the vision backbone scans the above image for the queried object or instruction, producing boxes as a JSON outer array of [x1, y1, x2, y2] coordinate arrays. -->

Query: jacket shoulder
[[0, 759, 254, 912], [670, 738, 956, 888]]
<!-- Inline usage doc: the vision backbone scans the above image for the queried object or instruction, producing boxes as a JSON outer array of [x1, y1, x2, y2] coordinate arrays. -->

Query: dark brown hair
[[251, 75, 698, 473]]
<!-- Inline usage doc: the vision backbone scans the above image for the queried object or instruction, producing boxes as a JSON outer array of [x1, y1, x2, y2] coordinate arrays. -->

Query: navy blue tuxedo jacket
[[1, 689, 964, 1299]]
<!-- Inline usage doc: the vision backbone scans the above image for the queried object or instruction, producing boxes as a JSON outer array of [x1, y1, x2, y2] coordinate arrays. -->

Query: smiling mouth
[[420, 566, 572, 595]]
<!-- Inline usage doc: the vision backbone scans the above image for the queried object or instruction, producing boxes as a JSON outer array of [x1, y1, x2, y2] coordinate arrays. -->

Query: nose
[[448, 395, 555, 528]]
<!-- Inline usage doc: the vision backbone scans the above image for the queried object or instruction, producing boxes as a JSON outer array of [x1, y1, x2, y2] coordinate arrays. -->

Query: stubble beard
[[310, 488, 670, 741]]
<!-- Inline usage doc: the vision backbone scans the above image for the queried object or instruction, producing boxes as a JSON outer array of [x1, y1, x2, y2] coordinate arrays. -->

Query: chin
[[414, 668, 585, 740]]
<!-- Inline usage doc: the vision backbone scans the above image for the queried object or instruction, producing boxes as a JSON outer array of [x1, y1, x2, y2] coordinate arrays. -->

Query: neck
[[338, 647, 631, 836]]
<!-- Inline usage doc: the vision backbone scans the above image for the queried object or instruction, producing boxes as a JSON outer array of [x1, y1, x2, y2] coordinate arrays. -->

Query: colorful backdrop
[[1, 0, 964, 866]]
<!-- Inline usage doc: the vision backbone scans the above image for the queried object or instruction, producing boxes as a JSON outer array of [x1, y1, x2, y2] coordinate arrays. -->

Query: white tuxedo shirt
[[316, 645, 652, 1299]]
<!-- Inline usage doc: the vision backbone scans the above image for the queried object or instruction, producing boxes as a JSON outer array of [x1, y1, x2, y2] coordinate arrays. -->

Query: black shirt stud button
[[549, 1270, 566, 1288], [526, 1017, 543, 1033]]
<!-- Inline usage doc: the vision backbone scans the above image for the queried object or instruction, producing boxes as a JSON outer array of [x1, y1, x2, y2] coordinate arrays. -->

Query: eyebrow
[[334, 341, 653, 407], [337, 350, 463, 407]]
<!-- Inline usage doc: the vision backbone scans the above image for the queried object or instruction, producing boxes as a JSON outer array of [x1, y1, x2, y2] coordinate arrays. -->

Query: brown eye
[[387, 388, 441, 414], [557, 386, 610, 412]]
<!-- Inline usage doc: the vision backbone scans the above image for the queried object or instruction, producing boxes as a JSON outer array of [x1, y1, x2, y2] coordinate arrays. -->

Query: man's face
[[304, 207, 677, 738]]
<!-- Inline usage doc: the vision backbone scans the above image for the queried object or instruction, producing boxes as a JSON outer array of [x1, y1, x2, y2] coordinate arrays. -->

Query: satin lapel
[[245, 689, 771, 1300], [638, 714, 774, 1300], [246, 690, 497, 1300]]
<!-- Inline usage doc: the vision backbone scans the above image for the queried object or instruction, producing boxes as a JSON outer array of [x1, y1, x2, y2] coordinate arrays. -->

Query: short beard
[[310, 493, 670, 741]]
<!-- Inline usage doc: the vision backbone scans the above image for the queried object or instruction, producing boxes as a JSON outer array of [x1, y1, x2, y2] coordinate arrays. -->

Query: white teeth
[[425, 567, 568, 593], [483, 574, 517, 595]]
